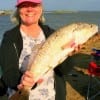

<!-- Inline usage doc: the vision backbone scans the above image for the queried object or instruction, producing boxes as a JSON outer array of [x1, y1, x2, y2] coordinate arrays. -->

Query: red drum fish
[[10, 22, 98, 100]]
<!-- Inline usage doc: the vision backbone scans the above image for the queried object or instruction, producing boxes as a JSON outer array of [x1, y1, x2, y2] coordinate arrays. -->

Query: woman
[[0, 0, 76, 99]]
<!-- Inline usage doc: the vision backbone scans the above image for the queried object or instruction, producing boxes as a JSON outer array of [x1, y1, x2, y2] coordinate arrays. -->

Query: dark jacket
[[0, 24, 72, 100]]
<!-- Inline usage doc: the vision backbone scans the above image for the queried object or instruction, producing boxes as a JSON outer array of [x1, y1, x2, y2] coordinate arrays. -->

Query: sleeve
[[60, 56, 75, 76], [0, 33, 22, 90]]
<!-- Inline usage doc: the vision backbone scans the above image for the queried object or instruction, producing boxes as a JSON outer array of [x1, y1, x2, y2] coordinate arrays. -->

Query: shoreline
[[0, 10, 100, 16]]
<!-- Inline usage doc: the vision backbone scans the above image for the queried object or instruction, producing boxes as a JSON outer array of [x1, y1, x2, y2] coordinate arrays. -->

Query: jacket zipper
[[13, 43, 19, 59]]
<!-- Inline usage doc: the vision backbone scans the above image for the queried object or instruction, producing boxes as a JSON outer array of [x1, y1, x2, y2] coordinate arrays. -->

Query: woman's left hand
[[69, 45, 81, 56]]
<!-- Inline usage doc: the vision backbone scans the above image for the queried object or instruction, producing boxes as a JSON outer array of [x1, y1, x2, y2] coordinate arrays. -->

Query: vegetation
[[0, 10, 13, 15], [52, 10, 78, 13], [44, 10, 78, 14]]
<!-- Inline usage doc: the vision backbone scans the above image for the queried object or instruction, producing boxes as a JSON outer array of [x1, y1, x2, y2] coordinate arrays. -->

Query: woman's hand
[[69, 45, 81, 56], [62, 38, 81, 56], [17, 70, 43, 90]]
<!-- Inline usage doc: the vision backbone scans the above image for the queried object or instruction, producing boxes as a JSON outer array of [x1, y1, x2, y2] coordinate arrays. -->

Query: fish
[[10, 22, 98, 100]]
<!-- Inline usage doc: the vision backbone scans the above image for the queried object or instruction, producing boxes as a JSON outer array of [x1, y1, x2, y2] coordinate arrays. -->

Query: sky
[[0, 0, 100, 11]]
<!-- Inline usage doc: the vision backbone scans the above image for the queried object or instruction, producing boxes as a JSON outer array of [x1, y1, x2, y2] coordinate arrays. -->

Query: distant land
[[0, 10, 100, 15], [0, 10, 78, 15], [44, 10, 78, 13], [0, 10, 12, 15]]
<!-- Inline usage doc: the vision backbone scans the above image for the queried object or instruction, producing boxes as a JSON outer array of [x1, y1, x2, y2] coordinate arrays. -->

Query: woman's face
[[18, 2, 42, 25]]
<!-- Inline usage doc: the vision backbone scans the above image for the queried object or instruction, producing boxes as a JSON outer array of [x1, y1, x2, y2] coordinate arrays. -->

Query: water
[[0, 15, 15, 40], [44, 11, 100, 29], [0, 11, 100, 42]]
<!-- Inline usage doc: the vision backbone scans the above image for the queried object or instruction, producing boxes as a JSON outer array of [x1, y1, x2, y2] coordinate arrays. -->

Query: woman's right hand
[[17, 71, 35, 90], [17, 70, 43, 90]]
